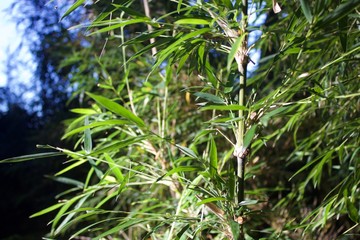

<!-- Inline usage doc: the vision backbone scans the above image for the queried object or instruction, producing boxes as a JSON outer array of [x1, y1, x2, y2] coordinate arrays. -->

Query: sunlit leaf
[[60, 0, 85, 21], [175, 18, 210, 25], [227, 35, 245, 71], [87, 92, 145, 127]]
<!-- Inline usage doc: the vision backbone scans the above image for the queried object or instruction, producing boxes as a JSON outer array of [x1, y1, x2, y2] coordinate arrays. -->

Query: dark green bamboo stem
[[236, 1, 248, 239], [237, 0, 248, 205]]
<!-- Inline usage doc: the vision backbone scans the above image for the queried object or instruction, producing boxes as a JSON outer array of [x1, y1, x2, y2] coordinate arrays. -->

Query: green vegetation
[[1, 0, 359, 239]]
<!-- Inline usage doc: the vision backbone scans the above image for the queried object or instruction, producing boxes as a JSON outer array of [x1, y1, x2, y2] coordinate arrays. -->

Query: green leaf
[[62, 119, 129, 139], [0, 152, 64, 163], [54, 195, 90, 235], [60, 0, 85, 21], [346, 198, 359, 223], [103, 153, 124, 182], [46, 176, 84, 188], [194, 92, 225, 104], [300, 0, 313, 23], [88, 19, 150, 36], [227, 35, 245, 71], [90, 135, 150, 155], [244, 124, 257, 149], [175, 18, 210, 25], [201, 104, 248, 111], [260, 106, 290, 127], [316, 0, 360, 29], [157, 166, 203, 181], [209, 136, 218, 178], [177, 0, 183, 13], [84, 116, 92, 154], [93, 218, 146, 240], [70, 108, 99, 114], [87, 92, 145, 127], [30, 202, 65, 218], [152, 28, 211, 70], [175, 144, 198, 159], [55, 159, 87, 176], [196, 197, 226, 206], [229, 220, 240, 240], [112, 4, 147, 18], [221, 0, 233, 9]]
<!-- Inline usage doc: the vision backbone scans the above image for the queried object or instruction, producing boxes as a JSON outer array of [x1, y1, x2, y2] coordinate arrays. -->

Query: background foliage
[[1, 0, 359, 239]]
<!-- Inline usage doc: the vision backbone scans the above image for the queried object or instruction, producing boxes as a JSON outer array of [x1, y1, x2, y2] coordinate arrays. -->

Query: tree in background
[[2, 0, 359, 239]]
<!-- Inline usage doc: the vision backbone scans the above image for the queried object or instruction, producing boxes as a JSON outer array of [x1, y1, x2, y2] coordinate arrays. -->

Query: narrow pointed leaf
[[209, 136, 218, 178], [175, 18, 210, 25], [227, 35, 245, 71], [87, 92, 145, 127], [244, 124, 257, 148], [201, 104, 248, 111], [1, 152, 64, 163], [300, 0, 313, 23], [194, 92, 225, 104], [61, 0, 85, 21], [157, 166, 203, 181], [103, 153, 124, 182], [175, 144, 198, 158], [30, 202, 65, 218], [84, 116, 92, 154], [196, 197, 226, 206]]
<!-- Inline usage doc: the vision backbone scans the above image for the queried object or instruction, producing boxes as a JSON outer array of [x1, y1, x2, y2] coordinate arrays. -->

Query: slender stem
[[142, 0, 157, 56], [236, 1, 248, 239], [120, 15, 136, 114]]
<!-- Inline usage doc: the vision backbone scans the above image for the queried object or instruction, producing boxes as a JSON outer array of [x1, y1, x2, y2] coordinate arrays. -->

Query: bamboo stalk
[[236, 1, 248, 239]]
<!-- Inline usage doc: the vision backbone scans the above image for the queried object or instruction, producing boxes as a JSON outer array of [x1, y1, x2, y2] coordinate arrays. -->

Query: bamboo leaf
[[300, 0, 313, 23], [46, 176, 84, 188], [93, 218, 146, 240], [244, 124, 257, 149], [175, 18, 210, 25], [227, 35, 245, 71], [70, 108, 99, 114], [157, 166, 203, 182], [30, 202, 65, 218], [0, 152, 64, 163], [86, 92, 145, 127], [88, 19, 150, 36], [62, 119, 129, 139], [194, 92, 225, 104], [260, 106, 290, 127], [83, 116, 92, 154], [196, 197, 226, 206], [346, 198, 359, 223], [177, 0, 183, 13], [316, 0, 360, 29], [90, 135, 150, 155], [60, 0, 85, 21], [209, 136, 218, 178], [221, 0, 233, 9], [103, 153, 124, 183], [112, 4, 147, 18], [201, 104, 248, 111], [175, 144, 198, 159]]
